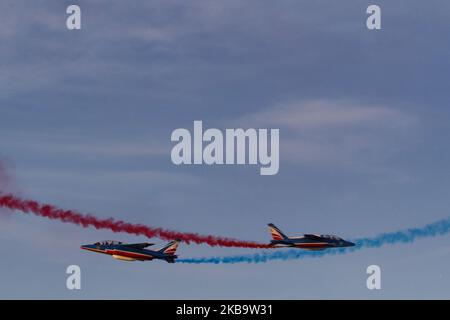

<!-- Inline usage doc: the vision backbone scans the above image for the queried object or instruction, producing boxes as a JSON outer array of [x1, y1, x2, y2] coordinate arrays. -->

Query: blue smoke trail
[[177, 217, 450, 264]]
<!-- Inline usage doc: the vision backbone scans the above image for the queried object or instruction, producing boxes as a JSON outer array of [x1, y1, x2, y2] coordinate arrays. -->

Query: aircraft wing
[[121, 243, 154, 249]]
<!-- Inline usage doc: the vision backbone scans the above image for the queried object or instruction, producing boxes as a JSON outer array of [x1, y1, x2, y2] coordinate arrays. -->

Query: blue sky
[[1, 0, 450, 298]]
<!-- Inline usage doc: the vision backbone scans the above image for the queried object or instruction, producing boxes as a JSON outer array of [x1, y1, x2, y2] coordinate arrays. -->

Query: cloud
[[236, 100, 417, 167], [21, 168, 201, 187], [239, 100, 415, 130], [59, 142, 169, 157], [0, 130, 169, 158]]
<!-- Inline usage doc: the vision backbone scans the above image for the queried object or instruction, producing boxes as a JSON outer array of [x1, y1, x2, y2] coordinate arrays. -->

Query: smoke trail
[[177, 217, 450, 264], [0, 193, 271, 248]]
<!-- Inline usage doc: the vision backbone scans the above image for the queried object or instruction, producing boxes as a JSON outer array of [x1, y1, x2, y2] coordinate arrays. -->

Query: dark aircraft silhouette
[[81, 239, 180, 263], [268, 223, 355, 250]]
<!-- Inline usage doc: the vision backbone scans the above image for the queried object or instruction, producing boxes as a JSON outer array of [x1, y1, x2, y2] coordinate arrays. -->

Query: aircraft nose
[[80, 244, 92, 250], [347, 241, 355, 247]]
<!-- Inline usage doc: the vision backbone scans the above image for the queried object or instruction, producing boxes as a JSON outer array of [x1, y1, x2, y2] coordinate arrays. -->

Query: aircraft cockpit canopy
[[95, 240, 123, 246], [321, 235, 342, 241]]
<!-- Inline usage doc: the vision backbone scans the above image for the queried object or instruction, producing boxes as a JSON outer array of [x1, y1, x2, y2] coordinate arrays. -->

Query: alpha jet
[[268, 223, 355, 250], [81, 239, 180, 263]]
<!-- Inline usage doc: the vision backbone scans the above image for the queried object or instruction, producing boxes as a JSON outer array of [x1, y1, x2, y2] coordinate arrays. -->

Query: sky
[[1, 0, 450, 299]]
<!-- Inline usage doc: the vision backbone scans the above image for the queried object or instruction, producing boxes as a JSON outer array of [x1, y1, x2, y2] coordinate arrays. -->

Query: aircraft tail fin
[[268, 223, 289, 241], [158, 239, 181, 256]]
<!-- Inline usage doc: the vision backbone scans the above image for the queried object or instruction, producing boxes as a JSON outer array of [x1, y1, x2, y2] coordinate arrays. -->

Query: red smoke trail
[[0, 193, 271, 248]]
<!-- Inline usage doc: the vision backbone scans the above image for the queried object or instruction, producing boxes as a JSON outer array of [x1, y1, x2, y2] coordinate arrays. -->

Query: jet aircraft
[[81, 239, 180, 263], [268, 223, 355, 250]]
